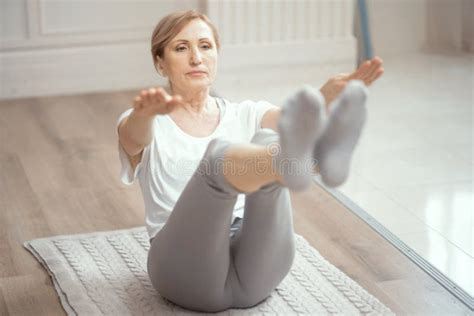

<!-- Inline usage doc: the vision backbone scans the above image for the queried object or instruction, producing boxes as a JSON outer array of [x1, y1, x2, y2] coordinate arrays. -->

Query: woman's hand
[[133, 87, 183, 117], [319, 56, 384, 112]]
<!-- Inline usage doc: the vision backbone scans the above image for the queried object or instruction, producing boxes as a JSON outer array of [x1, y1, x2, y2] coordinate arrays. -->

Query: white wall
[[426, 0, 464, 51], [0, 0, 200, 100], [426, 0, 474, 52], [0, 0, 357, 101], [207, 0, 357, 95], [364, 0, 428, 57], [365, 0, 473, 57]]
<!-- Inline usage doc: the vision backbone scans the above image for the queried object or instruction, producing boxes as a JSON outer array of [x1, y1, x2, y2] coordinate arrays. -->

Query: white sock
[[276, 85, 326, 191], [313, 80, 368, 187]]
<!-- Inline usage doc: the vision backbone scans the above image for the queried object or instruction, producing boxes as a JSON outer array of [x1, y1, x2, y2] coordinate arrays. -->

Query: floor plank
[[0, 274, 65, 316]]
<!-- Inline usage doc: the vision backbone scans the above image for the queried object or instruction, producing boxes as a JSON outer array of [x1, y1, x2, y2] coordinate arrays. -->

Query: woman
[[117, 10, 383, 313]]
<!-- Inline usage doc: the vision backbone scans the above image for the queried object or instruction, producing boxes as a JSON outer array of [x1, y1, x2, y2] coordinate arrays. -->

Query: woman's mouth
[[187, 71, 206, 76]]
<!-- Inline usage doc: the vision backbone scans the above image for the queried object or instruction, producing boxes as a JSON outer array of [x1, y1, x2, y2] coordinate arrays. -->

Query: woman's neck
[[167, 84, 215, 117]]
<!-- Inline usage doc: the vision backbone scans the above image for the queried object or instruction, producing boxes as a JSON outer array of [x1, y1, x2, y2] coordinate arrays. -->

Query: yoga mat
[[24, 226, 394, 315]]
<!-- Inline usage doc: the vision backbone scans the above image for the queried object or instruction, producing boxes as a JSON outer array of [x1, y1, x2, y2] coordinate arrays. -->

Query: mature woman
[[117, 10, 383, 313]]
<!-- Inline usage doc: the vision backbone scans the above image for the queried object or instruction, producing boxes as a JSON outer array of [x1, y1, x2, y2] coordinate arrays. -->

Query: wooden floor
[[0, 90, 470, 315]]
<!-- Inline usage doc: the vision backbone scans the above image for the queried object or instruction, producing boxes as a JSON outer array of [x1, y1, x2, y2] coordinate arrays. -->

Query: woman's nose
[[190, 48, 202, 65]]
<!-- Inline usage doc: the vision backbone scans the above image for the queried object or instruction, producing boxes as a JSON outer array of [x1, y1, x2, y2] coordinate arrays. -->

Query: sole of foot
[[313, 80, 368, 187], [277, 85, 326, 191]]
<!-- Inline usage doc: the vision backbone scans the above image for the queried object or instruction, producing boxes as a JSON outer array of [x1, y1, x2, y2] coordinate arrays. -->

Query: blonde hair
[[150, 10, 221, 74]]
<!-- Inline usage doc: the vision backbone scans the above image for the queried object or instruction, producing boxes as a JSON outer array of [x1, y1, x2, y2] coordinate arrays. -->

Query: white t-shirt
[[116, 96, 277, 239]]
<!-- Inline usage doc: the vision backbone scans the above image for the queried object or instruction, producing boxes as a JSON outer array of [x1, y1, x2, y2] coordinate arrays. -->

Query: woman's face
[[158, 19, 218, 93]]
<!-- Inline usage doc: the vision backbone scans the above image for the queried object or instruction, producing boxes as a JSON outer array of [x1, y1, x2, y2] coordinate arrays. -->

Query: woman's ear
[[156, 56, 166, 77]]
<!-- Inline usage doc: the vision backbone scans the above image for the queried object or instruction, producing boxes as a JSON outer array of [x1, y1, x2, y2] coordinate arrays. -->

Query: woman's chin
[[186, 79, 211, 89]]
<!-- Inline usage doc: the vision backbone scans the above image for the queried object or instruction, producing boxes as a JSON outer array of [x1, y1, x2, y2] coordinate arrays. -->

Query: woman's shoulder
[[217, 97, 259, 108], [219, 97, 276, 113]]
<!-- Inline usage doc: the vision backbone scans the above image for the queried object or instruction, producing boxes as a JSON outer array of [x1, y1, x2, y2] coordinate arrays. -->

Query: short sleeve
[[116, 108, 152, 185], [237, 99, 278, 131]]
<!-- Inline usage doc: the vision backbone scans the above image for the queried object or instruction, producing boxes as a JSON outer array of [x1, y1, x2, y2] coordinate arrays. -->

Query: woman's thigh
[[146, 138, 243, 312]]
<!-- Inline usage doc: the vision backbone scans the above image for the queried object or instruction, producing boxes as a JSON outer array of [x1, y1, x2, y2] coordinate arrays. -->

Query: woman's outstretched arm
[[320, 56, 384, 107], [118, 87, 183, 165], [261, 56, 384, 131]]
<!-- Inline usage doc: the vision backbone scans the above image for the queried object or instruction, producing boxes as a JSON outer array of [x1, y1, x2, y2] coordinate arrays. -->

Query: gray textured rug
[[24, 226, 394, 315]]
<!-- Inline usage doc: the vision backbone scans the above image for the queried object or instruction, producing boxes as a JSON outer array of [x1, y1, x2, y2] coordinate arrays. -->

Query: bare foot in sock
[[313, 80, 368, 187], [275, 85, 326, 191]]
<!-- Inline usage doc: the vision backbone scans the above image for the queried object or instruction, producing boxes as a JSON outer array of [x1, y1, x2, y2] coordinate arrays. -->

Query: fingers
[[350, 56, 384, 85], [349, 60, 371, 80], [366, 67, 384, 85], [169, 94, 183, 105], [133, 96, 143, 110], [140, 89, 150, 105], [152, 87, 164, 104], [164, 95, 182, 112], [148, 87, 164, 105], [138, 87, 166, 105], [159, 87, 174, 103], [135, 86, 184, 115], [364, 57, 383, 83]]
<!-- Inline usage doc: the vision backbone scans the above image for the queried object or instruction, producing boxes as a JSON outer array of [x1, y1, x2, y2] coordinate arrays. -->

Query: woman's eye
[[175, 44, 211, 51]]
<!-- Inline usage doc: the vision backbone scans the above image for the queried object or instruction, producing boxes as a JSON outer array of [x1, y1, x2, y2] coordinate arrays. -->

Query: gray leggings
[[147, 129, 296, 313]]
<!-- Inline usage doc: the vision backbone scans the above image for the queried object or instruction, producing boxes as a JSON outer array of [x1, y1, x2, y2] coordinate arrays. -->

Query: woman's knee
[[198, 138, 243, 197], [197, 138, 228, 182]]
